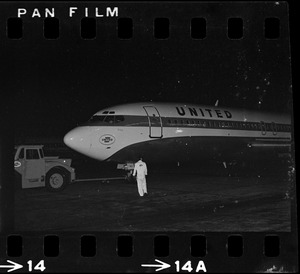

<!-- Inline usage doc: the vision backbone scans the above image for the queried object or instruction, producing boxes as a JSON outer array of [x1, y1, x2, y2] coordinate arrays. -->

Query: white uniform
[[133, 160, 148, 196]]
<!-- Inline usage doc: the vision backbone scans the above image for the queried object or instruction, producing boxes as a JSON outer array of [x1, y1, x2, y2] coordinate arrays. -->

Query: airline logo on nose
[[99, 134, 115, 145]]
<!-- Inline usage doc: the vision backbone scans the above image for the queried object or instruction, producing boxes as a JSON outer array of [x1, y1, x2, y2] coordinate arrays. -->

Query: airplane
[[63, 102, 292, 168]]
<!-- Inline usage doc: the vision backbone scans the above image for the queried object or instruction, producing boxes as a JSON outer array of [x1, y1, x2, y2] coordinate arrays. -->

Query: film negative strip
[[0, 1, 297, 273]]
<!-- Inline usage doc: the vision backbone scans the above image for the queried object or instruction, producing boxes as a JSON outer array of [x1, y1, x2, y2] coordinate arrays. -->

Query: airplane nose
[[63, 127, 92, 155]]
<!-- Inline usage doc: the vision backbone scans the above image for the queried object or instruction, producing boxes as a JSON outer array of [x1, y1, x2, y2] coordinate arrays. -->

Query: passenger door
[[23, 148, 45, 188], [143, 106, 163, 138]]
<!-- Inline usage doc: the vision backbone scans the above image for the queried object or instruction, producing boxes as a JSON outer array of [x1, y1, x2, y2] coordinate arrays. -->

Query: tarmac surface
[[14, 172, 291, 232]]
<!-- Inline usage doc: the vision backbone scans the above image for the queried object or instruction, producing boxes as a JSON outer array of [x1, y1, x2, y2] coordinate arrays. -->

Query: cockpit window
[[89, 115, 125, 124], [115, 116, 124, 123], [104, 116, 115, 124], [89, 115, 106, 122]]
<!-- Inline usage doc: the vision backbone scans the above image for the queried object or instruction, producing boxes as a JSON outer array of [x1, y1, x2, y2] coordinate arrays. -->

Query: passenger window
[[260, 121, 266, 135], [283, 125, 287, 131], [26, 149, 39, 160], [276, 124, 280, 131], [271, 122, 277, 135]]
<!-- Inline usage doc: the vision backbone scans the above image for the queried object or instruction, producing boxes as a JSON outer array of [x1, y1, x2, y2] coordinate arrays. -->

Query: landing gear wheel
[[46, 169, 68, 192]]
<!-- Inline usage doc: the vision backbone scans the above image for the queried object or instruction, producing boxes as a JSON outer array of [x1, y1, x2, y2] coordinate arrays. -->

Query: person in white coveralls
[[133, 157, 148, 197]]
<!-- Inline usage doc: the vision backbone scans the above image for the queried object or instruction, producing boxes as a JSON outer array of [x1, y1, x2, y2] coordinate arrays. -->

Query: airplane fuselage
[[63, 102, 292, 164]]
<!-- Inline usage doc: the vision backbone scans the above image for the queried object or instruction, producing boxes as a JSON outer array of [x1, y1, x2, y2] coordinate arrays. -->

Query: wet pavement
[[14, 173, 291, 232]]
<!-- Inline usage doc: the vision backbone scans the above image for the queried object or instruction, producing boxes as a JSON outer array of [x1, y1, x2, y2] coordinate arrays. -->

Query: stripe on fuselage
[[85, 115, 291, 133]]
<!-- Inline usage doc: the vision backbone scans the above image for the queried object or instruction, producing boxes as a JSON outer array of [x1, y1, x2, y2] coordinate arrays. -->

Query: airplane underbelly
[[108, 135, 291, 163]]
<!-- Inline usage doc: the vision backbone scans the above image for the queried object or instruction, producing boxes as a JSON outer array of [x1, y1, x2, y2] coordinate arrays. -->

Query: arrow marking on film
[[0, 260, 23, 273], [141, 259, 171, 272]]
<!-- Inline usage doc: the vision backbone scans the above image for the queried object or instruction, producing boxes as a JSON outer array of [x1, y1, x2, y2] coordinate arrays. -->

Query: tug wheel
[[46, 168, 68, 192]]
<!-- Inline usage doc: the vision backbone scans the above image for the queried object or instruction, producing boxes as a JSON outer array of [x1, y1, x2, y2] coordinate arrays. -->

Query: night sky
[[1, 2, 292, 141]]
